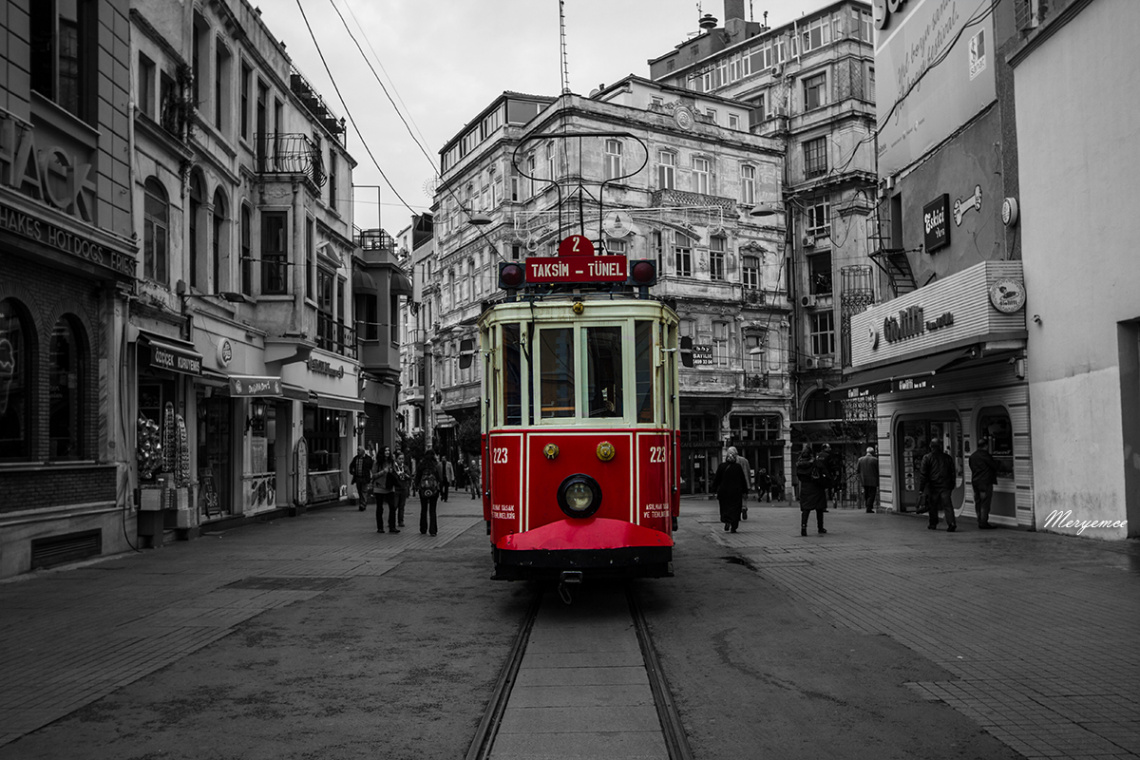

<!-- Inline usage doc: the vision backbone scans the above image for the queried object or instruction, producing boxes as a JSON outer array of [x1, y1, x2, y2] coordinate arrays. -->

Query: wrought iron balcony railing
[[254, 133, 326, 186]]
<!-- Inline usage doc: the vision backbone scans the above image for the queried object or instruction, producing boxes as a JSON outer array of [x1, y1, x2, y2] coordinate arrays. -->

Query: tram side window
[[540, 328, 575, 418], [635, 321, 653, 423], [503, 323, 522, 425], [587, 326, 624, 418]]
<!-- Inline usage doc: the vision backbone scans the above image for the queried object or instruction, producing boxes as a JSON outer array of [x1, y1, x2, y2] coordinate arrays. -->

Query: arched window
[[212, 188, 228, 293], [0, 299, 33, 460], [143, 178, 169, 283], [49, 316, 87, 459], [188, 172, 205, 289]]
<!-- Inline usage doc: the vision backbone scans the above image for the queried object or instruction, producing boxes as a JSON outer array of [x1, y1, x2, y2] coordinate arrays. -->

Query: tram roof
[[478, 293, 678, 326]]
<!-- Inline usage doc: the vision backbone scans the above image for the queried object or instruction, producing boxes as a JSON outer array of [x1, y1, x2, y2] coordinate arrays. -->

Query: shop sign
[[923, 194, 950, 253], [0, 200, 135, 277], [229, 375, 282, 397], [895, 376, 932, 392], [883, 305, 955, 344], [690, 345, 714, 366], [307, 357, 345, 378], [150, 344, 202, 376], [988, 278, 1026, 313], [215, 338, 233, 368], [0, 114, 97, 224]]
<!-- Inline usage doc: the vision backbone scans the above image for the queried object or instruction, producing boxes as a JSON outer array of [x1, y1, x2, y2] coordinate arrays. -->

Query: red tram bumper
[[491, 517, 674, 581]]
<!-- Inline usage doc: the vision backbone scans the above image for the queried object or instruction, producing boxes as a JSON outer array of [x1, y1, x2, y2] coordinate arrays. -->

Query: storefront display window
[[49, 317, 87, 460], [138, 379, 175, 482], [0, 299, 30, 461], [304, 405, 343, 503], [977, 408, 1014, 481], [897, 416, 963, 511]]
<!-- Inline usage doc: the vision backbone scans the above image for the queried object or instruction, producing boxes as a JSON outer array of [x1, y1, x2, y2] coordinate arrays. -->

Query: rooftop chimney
[[724, 0, 745, 23]]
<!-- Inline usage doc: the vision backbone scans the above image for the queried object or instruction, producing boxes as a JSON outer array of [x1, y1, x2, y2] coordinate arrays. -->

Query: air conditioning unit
[[803, 235, 816, 248], [771, 65, 783, 78], [800, 295, 815, 308], [802, 357, 816, 369]]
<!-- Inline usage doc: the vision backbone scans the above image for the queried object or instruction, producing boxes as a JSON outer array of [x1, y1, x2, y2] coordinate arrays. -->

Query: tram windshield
[[487, 316, 669, 427]]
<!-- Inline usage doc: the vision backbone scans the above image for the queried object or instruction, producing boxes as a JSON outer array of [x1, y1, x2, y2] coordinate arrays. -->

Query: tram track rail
[[465, 582, 694, 760]]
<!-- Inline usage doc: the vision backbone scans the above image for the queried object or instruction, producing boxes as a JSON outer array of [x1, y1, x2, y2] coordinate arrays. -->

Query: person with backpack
[[391, 451, 411, 528], [415, 448, 444, 536], [371, 446, 398, 534]]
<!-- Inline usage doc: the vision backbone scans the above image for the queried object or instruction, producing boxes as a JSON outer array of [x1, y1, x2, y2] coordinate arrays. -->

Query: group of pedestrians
[[348, 446, 475, 537], [713, 435, 1000, 538]]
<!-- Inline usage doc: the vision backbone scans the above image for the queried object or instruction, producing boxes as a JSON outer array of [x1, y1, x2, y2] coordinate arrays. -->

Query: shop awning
[[352, 268, 378, 293], [229, 375, 283, 397], [391, 269, 413, 296], [139, 332, 203, 376], [830, 348, 973, 398], [310, 392, 365, 413]]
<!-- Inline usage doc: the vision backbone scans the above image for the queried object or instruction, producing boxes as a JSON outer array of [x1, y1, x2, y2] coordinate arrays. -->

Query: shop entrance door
[[199, 396, 233, 516], [895, 416, 964, 512]]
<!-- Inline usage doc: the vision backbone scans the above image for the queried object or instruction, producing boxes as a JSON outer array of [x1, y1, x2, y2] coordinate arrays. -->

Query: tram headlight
[[557, 474, 602, 519]]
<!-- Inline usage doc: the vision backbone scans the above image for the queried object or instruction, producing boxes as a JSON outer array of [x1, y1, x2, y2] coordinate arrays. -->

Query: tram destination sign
[[525, 254, 628, 284]]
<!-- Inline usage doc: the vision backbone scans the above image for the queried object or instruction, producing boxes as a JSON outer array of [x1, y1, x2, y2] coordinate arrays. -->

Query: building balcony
[[254, 133, 326, 187], [650, 189, 738, 214], [316, 314, 357, 359]]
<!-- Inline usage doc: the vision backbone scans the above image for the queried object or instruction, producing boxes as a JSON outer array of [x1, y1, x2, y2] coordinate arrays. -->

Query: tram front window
[[540, 327, 575, 418], [587, 326, 624, 418], [635, 321, 653, 423], [503, 323, 522, 425]]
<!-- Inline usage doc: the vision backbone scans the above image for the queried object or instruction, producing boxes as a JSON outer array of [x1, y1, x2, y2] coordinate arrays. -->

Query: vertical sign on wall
[[923, 194, 950, 253]]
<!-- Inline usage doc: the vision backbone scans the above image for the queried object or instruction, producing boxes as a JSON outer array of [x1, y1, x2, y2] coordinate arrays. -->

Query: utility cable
[[294, 0, 418, 215]]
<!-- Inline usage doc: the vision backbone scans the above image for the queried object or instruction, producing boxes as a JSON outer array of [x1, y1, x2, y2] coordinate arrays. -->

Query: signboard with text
[[525, 255, 628, 284]]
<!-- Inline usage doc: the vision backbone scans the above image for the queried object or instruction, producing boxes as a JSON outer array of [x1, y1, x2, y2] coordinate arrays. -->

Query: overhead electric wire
[[337, 0, 434, 153], [326, 0, 439, 173], [293, 0, 418, 215]]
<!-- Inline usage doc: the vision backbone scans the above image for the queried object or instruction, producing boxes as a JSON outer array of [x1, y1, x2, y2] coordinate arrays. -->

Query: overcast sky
[[263, 0, 815, 234]]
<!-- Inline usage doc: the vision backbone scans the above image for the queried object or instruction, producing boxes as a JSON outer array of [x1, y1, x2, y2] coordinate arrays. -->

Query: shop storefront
[[835, 262, 1033, 527]]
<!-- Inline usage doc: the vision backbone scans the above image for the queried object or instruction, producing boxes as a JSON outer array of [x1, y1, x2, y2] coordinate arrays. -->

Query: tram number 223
[[648, 446, 667, 464], [492, 448, 509, 464]]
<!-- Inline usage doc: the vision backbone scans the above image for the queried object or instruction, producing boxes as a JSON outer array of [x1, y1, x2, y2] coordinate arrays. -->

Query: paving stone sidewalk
[[698, 497, 1140, 760]]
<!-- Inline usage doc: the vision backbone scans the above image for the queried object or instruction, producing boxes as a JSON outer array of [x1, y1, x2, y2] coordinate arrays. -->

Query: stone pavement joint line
[[0, 508, 482, 749], [698, 499, 1140, 760]]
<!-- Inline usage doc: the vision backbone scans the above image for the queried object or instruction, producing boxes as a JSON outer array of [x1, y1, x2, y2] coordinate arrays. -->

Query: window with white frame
[[658, 151, 676, 189], [740, 164, 756, 205], [804, 136, 828, 178], [729, 113, 740, 130], [652, 231, 664, 273], [742, 254, 760, 290], [804, 200, 831, 239], [605, 239, 627, 255], [810, 311, 835, 356], [604, 139, 623, 180], [803, 72, 827, 110], [800, 16, 833, 53], [712, 321, 730, 366], [693, 156, 711, 195], [709, 236, 726, 281], [546, 141, 556, 181]]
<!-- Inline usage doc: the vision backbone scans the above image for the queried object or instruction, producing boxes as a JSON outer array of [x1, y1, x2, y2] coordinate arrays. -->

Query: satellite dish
[[603, 210, 634, 238]]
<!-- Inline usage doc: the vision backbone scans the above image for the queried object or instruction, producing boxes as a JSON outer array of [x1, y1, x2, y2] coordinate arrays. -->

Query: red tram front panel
[[523, 431, 634, 533], [484, 433, 522, 536], [636, 431, 673, 533]]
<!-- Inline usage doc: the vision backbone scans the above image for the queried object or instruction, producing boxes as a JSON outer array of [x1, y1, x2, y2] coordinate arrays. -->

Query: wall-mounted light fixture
[[246, 399, 267, 434]]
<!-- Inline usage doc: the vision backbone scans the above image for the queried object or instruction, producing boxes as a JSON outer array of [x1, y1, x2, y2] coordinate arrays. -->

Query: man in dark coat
[[918, 438, 957, 531], [797, 446, 832, 536], [857, 446, 879, 513], [348, 447, 373, 511], [968, 439, 1000, 529], [712, 449, 748, 533]]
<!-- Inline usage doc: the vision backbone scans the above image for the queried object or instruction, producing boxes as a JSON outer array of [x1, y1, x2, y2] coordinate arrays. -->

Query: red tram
[[478, 240, 682, 581]]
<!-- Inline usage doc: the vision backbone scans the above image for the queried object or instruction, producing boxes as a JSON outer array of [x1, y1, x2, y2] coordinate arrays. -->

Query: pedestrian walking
[[348, 446, 373, 511], [735, 447, 752, 520], [391, 451, 411, 528], [771, 469, 786, 502], [918, 438, 957, 532], [371, 446, 399, 534], [797, 445, 832, 536], [712, 447, 748, 533], [416, 448, 444, 535], [969, 438, 1000, 529], [857, 446, 880, 513], [442, 457, 455, 502], [754, 468, 772, 503], [467, 455, 481, 499]]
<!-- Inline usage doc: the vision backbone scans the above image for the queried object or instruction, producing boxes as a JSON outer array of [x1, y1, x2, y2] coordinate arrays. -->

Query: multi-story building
[[648, 0, 879, 494], [426, 82, 787, 493], [1008, 0, 1138, 538], [836, 0, 1034, 527], [0, 0, 138, 577], [395, 212, 434, 440], [126, 0, 395, 545]]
